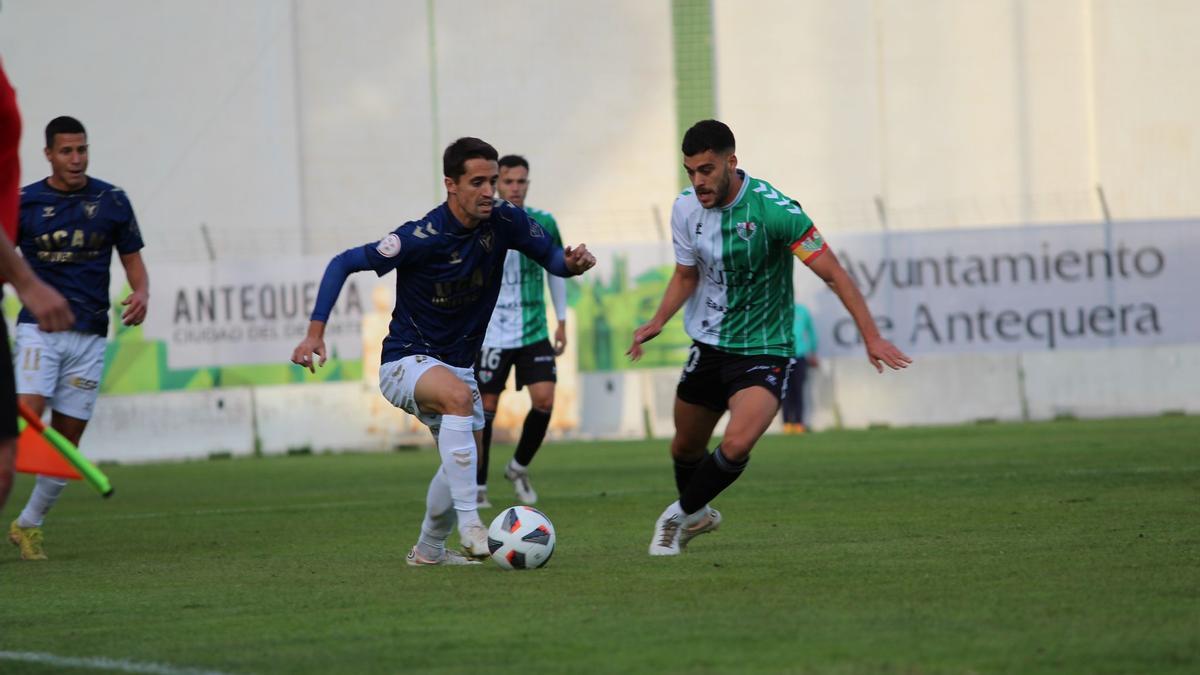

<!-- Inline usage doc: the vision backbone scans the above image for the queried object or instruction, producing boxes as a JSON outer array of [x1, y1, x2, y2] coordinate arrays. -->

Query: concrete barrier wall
[[81, 342, 1196, 463]]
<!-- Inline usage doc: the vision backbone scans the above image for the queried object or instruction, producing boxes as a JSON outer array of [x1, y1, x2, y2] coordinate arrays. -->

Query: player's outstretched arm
[[563, 244, 596, 275], [292, 321, 327, 374], [627, 263, 698, 361], [291, 247, 372, 373], [118, 251, 149, 326], [0, 233, 73, 331], [807, 250, 911, 373]]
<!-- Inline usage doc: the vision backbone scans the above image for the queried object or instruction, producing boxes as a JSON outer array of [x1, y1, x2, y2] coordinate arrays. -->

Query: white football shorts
[[378, 354, 485, 433], [13, 323, 107, 421]]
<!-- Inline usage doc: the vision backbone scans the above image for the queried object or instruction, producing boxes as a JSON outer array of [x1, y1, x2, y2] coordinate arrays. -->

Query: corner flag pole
[[16, 401, 113, 498]]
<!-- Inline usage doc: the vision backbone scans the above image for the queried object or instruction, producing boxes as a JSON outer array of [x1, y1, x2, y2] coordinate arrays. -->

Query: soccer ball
[[487, 505, 556, 570]]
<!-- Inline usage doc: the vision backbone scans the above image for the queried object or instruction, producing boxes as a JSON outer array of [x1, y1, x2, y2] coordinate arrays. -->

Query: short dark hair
[[681, 119, 735, 156], [498, 154, 529, 171], [443, 137, 498, 180], [45, 116, 86, 149]]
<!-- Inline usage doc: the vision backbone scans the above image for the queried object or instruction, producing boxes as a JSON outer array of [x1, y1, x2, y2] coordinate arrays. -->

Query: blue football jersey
[[364, 200, 565, 368], [17, 177, 144, 335]]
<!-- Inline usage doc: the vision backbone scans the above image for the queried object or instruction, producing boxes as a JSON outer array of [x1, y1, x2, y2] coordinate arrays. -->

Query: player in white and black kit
[[292, 138, 595, 566], [474, 155, 567, 507]]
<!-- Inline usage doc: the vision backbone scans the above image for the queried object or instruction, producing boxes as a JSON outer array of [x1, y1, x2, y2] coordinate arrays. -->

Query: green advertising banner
[[5, 242, 691, 395], [569, 245, 691, 372]]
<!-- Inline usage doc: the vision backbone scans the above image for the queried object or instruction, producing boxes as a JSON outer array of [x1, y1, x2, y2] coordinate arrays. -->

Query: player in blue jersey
[[8, 116, 149, 561], [290, 137, 595, 566], [0, 62, 76, 534]]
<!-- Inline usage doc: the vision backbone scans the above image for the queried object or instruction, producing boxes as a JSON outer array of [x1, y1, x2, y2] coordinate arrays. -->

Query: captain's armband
[[790, 227, 829, 266]]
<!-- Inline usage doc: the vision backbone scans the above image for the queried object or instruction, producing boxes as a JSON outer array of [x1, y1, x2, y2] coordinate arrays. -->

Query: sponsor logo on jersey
[[449, 250, 463, 264], [82, 201, 100, 219], [376, 233, 402, 258], [42, 206, 55, 218], [736, 221, 758, 241], [70, 376, 100, 391]]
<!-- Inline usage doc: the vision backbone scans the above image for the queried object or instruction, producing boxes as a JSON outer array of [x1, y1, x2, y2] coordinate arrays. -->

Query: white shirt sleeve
[[548, 273, 567, 322], [671, 195, 696, 267]]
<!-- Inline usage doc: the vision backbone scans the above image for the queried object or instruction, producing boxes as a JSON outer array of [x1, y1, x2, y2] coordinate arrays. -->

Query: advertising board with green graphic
[[4, 244, 697, 395], [569, 244, 692, 372]]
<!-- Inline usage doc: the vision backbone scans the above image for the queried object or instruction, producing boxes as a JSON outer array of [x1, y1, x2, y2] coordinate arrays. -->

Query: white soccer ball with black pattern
[[487, 506, 556, 570]]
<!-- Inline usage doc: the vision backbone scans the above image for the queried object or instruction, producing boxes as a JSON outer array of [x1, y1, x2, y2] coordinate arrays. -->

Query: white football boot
[[504, 463, 538, 505], [648, 502, 685, 556], [459, 523, 491, 559], [406, 546, 481, 566], [679, 507, 722, 550]]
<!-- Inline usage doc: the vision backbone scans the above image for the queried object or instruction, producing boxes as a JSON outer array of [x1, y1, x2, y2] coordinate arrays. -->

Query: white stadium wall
[[1, 2, 1198, 461]]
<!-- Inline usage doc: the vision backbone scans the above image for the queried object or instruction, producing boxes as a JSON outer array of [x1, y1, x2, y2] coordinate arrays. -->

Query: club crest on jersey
[[529, 222, 545, 238], [736, 221, 758, 241], [478, 370, 493, 384], [82, 201, 100, 219], [376, 233, 402, 258], [479, 231, 494, 253]]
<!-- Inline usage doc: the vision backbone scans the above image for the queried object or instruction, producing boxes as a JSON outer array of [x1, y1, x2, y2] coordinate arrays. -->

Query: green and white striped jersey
[[671, 170, 828, 357], [483, 206, 567, 349]]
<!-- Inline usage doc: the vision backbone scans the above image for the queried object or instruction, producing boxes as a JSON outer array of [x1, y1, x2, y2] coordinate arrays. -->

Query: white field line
[[0, 650, 235, 675]]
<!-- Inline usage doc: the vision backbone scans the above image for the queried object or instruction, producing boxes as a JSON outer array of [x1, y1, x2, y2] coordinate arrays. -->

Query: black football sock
[[679, 446, 747, 515], [512, 407, 551, 468], [673, 455, 704, 498], [477, 410, 496, 486]]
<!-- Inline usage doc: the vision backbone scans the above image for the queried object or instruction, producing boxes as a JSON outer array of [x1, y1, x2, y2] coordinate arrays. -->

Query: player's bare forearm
[[821, 260, 879, 342], [120, 251, 149, 294], [0, 234, 33, 286], [119, 251, 150, 325], [809, 251, 911, 372], [651, 264, 698, 327], [0, 239, 74, 331], [291, 320, 328, 373], [628, 264, 697, 359]]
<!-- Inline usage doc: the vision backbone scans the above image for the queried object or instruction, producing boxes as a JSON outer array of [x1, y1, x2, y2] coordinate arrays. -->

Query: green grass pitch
[[1, 416, 1197, 674]]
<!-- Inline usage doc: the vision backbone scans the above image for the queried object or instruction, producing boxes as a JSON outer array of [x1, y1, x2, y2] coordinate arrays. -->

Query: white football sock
[[17, 475, 68, 528], [438, 414, 484, 532], [417, 467, 455, 560]]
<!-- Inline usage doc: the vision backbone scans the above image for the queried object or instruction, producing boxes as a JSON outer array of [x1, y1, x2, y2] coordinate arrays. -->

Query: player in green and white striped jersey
[[629, 120, 911, 556], [474, 155, 567, 507]]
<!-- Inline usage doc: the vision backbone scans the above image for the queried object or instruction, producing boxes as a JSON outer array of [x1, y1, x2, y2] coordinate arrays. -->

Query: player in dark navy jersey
[[0, 61, 75, 541], [291, 137, 594, 566], [8, 116, 149, 561]]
